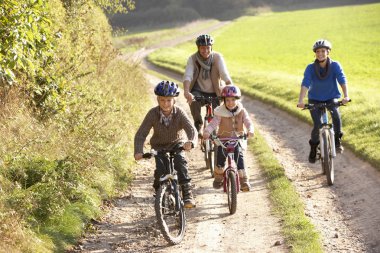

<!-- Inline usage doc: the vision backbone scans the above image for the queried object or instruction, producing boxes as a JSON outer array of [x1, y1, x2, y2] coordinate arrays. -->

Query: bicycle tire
[[206, 139, 215, 177], [226, 170, 237, 214], [155, 182, 186, 244], [322, 130, 334, 185]]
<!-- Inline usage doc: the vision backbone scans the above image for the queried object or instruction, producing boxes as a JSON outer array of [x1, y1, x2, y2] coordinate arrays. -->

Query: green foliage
[[0, 0, 151, 252]]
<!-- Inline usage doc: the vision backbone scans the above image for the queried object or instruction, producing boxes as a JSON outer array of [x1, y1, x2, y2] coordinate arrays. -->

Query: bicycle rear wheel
[[321, 130, 334, 185], [226, 170, 237, 214], [155, 183, 186, 244]]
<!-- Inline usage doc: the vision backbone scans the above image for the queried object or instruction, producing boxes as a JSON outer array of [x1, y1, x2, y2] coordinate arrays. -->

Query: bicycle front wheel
[[155, 183, 186, 244], [321, 129, 334, 185], [206, 139, 215, 177], [226, 170, 237, 214]]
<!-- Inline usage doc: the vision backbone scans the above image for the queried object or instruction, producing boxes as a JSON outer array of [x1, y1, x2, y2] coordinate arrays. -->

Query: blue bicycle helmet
[[154, 80, 180, 97], [196, 34, 214, 46]]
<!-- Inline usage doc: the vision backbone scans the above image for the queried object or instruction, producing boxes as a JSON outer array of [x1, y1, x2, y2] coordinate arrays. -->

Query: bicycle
[[211, 135, 246, 214], [193, 96, 220, 177], [303, 100, 350, 185], [142, 145, 187, 245]]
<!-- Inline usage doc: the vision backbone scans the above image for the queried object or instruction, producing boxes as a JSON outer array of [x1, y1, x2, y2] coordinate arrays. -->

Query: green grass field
[[148, 3, 380, 170]]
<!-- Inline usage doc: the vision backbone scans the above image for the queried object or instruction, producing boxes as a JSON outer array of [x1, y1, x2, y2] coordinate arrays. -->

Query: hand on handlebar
[[342, 97, 350, 105], [134, 153, 143, 160], [203, 132, 210, 140], [184, 91, 194, 105], [183, 141, 194, 151], [297, 102, 305, 109]]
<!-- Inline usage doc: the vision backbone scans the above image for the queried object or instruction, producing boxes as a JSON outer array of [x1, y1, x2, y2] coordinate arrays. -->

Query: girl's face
[[157, 96, 175, 114], [315, 48, 329, 62], [225, 97, 237, 110], [198, 45, 212, 59]]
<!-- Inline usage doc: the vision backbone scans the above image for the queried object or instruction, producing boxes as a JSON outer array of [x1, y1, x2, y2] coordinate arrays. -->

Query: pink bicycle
[[212, 135, 246, 214]]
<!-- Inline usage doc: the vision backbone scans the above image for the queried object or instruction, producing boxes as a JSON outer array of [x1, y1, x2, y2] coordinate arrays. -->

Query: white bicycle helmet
[[312, 39, 332, 52]]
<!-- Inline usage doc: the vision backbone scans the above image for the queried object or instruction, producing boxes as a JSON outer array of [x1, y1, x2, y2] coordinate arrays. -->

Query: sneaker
[[184, 198, 196, 208]]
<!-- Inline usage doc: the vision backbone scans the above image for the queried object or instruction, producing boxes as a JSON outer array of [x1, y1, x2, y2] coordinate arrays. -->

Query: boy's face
[[198, 45, 212, 59], [157, 96, 175, 114], [225, 97, 237, 110], [315, 47, 329, 62]]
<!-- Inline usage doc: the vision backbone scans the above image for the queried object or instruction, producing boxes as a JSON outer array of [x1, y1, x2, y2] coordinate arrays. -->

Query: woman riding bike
[[297, 39, 350, 163]]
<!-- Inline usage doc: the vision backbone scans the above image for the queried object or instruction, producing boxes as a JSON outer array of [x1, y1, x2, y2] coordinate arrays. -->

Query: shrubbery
[[0, 0, 150, 252]]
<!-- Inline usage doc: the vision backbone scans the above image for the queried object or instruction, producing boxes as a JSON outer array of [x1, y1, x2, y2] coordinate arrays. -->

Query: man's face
[[198, 45, 212, 59], [315, 47, 329, 62], [157, 96, 175, 114]]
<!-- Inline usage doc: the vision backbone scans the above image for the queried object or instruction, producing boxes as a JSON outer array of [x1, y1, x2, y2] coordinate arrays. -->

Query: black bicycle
[[303, 100, 350, 185], [193, 96, 220, 177], [143, 146, 187, 245]]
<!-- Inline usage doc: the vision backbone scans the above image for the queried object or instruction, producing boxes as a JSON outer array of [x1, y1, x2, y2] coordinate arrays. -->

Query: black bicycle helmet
[[196, 34, 214, 46], [312, 39, 332, 52], [154, 80, 180, 97]]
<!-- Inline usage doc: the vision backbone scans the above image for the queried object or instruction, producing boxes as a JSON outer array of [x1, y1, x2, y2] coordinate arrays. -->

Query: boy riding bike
[[202, 85, 254, 191], [134, 80, 197, 208], [183, 34, 233, 137], [297, 39, 350, 163]]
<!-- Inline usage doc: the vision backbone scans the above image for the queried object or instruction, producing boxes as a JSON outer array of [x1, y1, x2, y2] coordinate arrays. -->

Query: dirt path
[[72, 21, 380, 253]]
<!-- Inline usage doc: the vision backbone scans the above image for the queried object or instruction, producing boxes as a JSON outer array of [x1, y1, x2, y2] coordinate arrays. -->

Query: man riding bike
[[183, 34, 233, 137]]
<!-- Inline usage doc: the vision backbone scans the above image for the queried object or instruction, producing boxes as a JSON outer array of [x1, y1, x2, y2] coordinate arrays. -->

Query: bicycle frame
[[213, 137, 241, 193]]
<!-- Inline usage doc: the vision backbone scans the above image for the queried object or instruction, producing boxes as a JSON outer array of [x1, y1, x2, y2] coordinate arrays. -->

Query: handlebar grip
[[142, 153, 153, 159]]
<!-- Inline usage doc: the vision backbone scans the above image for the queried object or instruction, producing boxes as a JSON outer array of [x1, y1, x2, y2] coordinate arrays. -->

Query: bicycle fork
[[223, 154, 240, 192]]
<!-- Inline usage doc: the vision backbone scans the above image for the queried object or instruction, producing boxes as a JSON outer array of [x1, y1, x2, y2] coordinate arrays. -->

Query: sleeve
[[179, 107, 198, 144], [183, 56, 195, 83], [301, 64, 313, 88], [204, 115, 221, 135], [134, 110, 154, 155], [334, 61, 347, 85], [242, 109, 254, 134], [217, 54, 232, 83]]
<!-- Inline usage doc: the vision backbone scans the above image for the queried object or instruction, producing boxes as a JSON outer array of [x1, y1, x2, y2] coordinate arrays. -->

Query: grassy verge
[[249, 131, 322, 252]]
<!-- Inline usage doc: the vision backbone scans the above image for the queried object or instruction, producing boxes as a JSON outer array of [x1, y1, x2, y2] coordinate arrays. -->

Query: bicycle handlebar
[[142, 143, 194, 159], [193, 96, 220, 104], [303, 99, 351, 110]]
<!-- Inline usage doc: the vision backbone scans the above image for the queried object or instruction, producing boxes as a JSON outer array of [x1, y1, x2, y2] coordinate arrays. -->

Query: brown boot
[[238, 169, 251, 192], [182, 183, 196, 208], [213, 166, 224, 189]]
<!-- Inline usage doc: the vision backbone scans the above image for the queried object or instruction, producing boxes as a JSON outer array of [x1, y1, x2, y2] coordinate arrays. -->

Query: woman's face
[[157, 96, 175, 114], [225, 97, 237, 110], [315, 47, 329, 62], [198, 45, 212, 59]]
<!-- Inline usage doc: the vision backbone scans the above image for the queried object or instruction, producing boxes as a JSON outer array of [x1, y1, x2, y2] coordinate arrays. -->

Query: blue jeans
[[216, 142, 245, 170], [309, 98, 342, 144]]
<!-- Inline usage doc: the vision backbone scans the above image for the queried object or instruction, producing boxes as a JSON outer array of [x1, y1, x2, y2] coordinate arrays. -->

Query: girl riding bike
[[134, 80, 197, 208], [203, 85, 254, 191]]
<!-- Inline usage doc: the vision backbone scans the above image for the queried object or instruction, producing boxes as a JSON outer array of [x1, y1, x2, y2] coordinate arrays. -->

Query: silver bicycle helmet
[[312, 39, 332, 52]]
